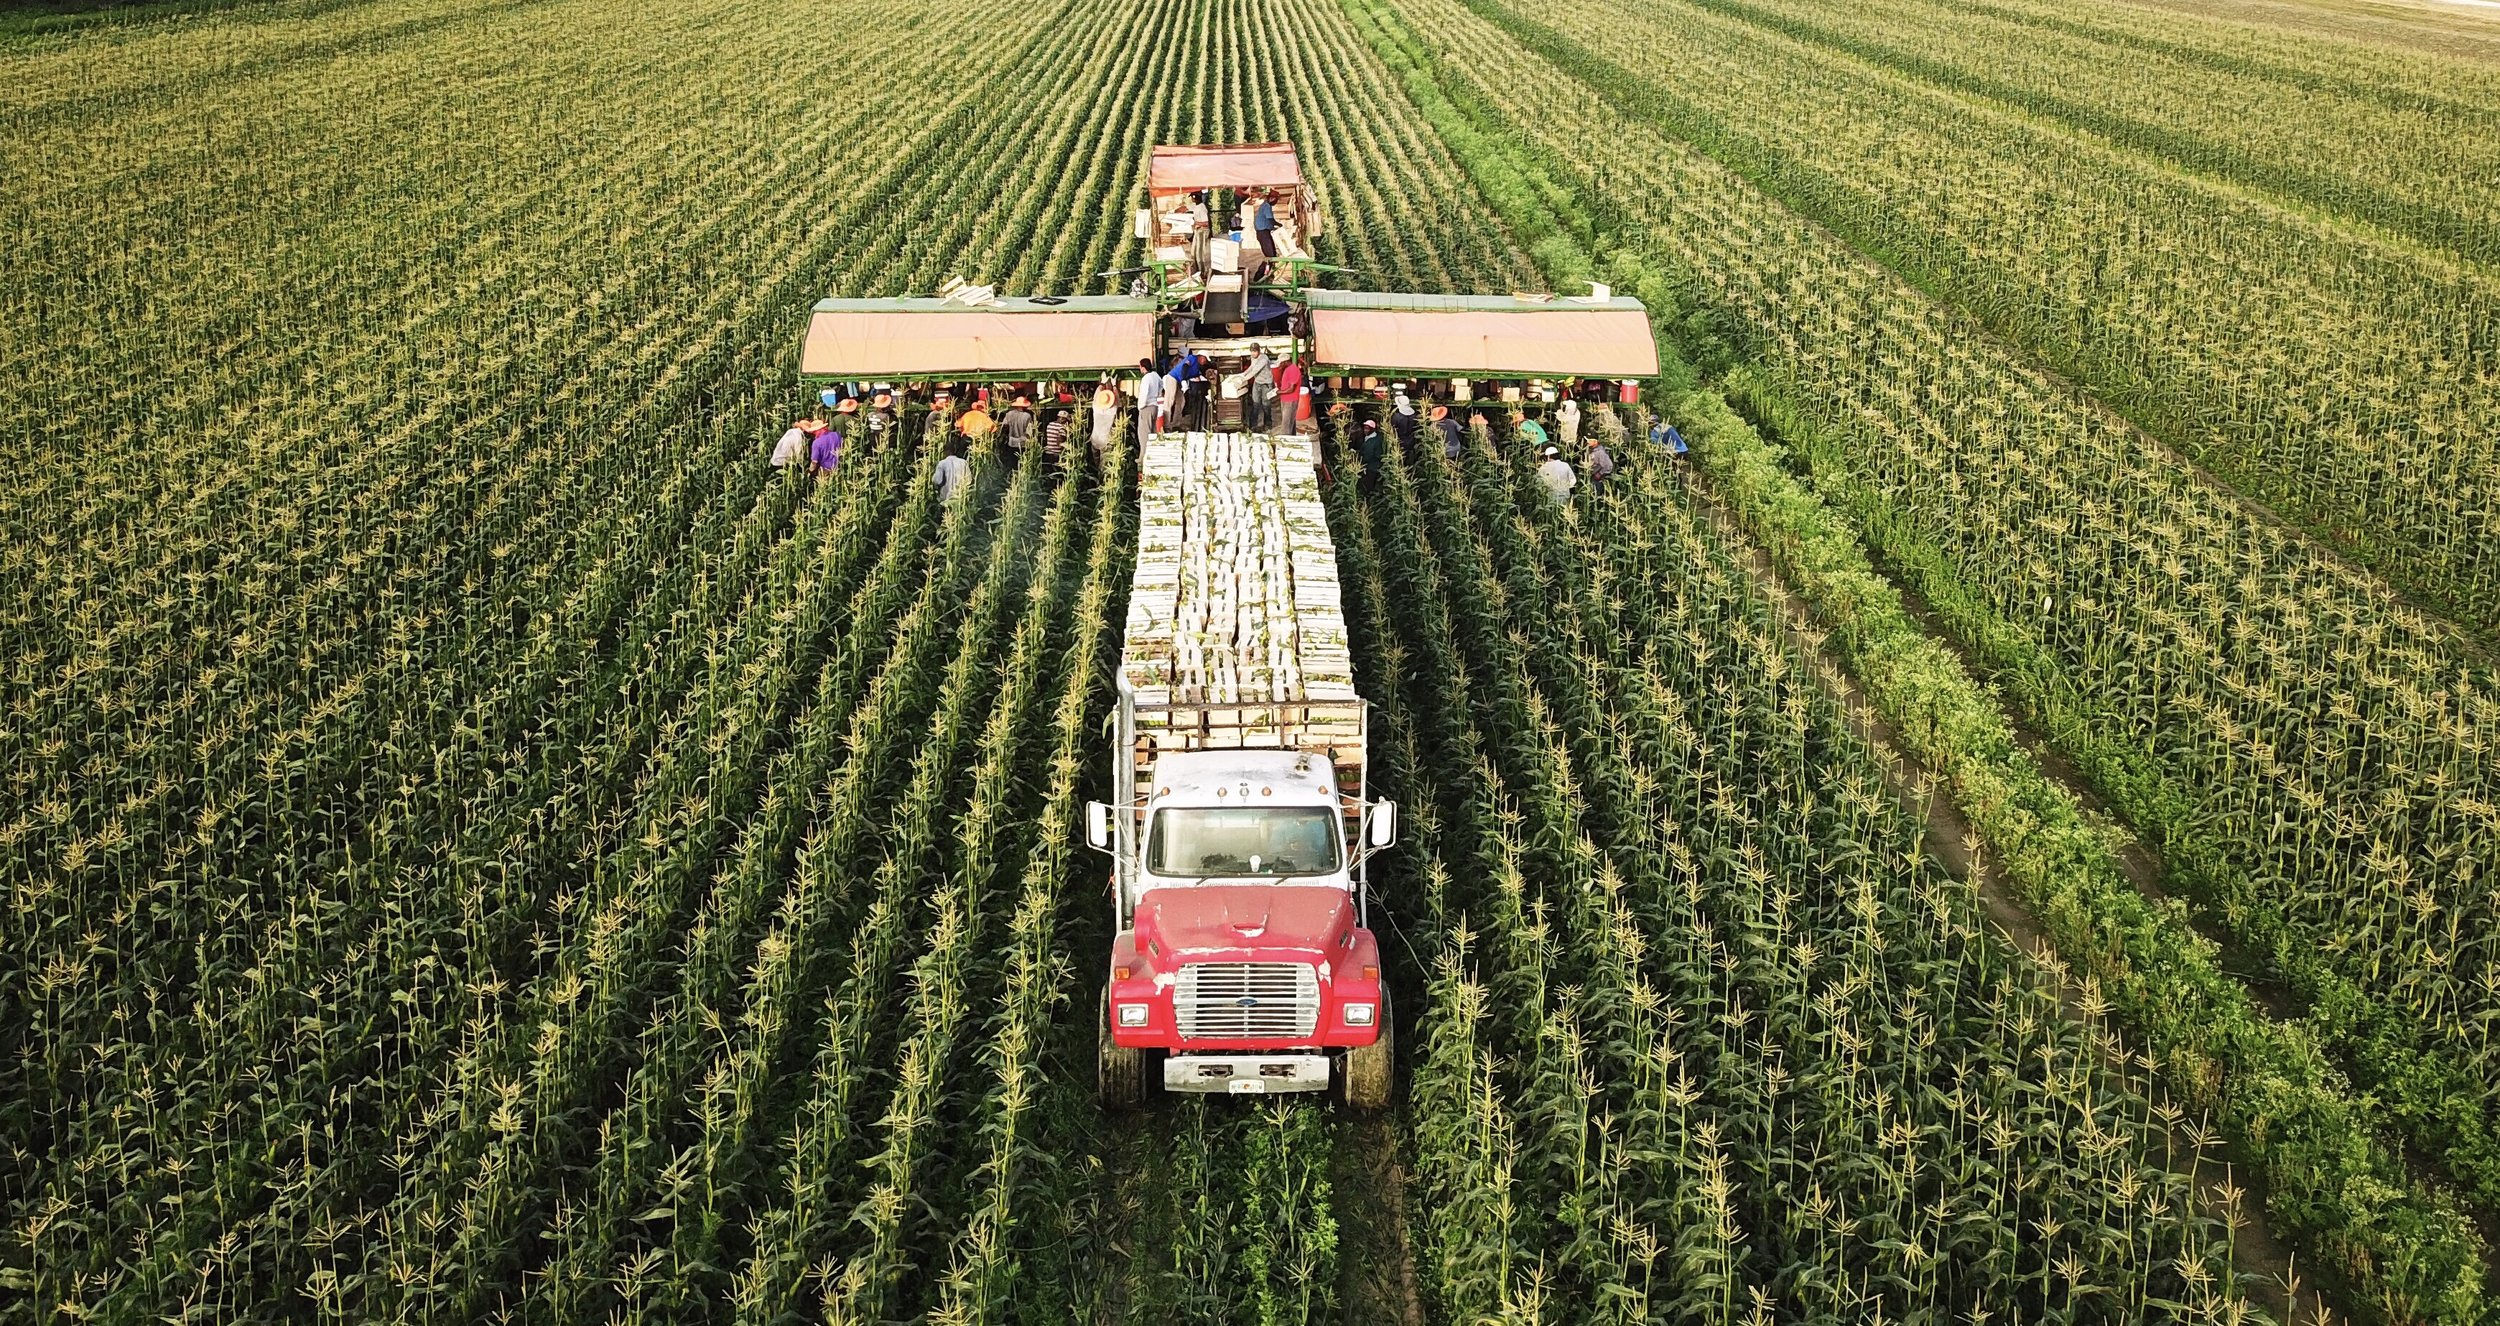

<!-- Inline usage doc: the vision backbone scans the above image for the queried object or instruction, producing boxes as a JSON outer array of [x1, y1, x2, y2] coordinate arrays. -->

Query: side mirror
[[1368, 800, 1397, 849], [1086, 801, 1113, 850]]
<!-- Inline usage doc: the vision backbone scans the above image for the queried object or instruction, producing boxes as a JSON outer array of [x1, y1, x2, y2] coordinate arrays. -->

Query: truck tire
[[1339, 986, 1394, 1111], [1099, 987, 1148, 1109]]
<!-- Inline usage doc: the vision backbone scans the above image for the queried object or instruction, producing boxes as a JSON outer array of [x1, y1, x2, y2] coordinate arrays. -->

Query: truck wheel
[[1099, 987, 1148, 1109], [1340, 986, 1394, 1111]]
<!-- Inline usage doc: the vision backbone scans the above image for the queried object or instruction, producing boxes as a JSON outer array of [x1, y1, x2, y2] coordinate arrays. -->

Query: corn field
[[4, 0, 2494, 1322]]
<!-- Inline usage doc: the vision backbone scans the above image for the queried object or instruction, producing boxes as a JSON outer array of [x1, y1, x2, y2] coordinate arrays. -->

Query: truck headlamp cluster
[[1341, 1002, 1375, 1027], [1118, 1003, 1151, 1027]]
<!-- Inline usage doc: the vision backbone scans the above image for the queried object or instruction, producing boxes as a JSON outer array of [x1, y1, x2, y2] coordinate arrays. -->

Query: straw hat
[[836, 398, 859, 414], [1013, 394, 1032, 408], [871, 391, 893, 408], [1429, 404, 1450, 421]]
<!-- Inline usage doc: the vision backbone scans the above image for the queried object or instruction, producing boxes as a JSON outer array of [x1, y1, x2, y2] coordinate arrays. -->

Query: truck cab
[[1087, 694, 1397, 1107]]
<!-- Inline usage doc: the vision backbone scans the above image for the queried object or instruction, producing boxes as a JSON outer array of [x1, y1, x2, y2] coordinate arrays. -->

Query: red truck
[[1086, 431, 1398, 1107]]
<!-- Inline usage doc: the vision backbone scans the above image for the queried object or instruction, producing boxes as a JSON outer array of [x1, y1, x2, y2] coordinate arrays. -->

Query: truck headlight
[[1342, 1002, 1375, 1026], [1118, 1004, 1150, 1027]]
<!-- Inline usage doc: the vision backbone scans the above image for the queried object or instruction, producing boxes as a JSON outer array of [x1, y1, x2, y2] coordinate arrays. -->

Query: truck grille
[[1175, 963, 1321, 1040]]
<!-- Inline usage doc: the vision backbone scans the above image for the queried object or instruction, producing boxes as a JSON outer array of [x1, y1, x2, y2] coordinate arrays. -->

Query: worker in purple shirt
[[812, 399, 856, 474], [809, 426, 842, 474]]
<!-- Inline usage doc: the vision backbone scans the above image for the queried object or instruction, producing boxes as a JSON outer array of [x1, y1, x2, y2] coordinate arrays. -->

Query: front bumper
[[1161, 1053, 1332, 1094]]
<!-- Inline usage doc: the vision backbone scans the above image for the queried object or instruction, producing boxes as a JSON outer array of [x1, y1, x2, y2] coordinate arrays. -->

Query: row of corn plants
[[1680, 0, 2500, 270], [337, 0, 1194, 1307], [6, 0, 1524, 1309], [852, 0, 1561, 1315], [0, 0, 1097, 1312], [1322, 415, 2268, 1321], [1951, 0, 2500, 116], [1359, 0, 2500, 1297], [1451, 0, 2500, 640], [1659, 372, 2488, 1324]]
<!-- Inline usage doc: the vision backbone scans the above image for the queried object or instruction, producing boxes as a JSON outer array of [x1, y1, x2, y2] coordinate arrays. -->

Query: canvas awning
[[1148, 142, 1306, 193], [800, 296, 1156, 378], [1303, 290, 1660, 378]]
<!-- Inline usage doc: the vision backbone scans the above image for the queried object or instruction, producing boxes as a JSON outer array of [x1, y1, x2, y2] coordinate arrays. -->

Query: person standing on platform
[[1172, 347, 1208, 431], [1000, 395, 1036, 454], [1134, 358, 1165, 440], [1241, 349, 1276, 433], [1187, 190, 1211, 280], [1092, 378, 1119, 457], [1275, 354, 1306, 435]]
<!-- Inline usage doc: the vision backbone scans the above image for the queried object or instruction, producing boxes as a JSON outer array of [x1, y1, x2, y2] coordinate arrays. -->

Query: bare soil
[[1333, 1113, 1428, 1326]]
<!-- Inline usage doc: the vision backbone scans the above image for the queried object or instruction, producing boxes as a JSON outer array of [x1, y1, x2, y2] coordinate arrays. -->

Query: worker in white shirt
[[1135, 357, 1164, 440], [1536, 445, 1577, 504], [771, 417, 819, 468], [933, 438, 972, 504]]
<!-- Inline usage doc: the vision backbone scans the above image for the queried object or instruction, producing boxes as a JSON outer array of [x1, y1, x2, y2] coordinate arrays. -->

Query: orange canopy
[[800, 297, 1155, 378], [1148, 143, 1305, 193], [1307, 296, 1660, 378]]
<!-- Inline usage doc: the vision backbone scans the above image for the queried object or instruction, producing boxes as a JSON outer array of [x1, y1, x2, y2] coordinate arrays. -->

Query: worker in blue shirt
[[1253, 190, 1279, 260], [1172, 348, 1208, 430]]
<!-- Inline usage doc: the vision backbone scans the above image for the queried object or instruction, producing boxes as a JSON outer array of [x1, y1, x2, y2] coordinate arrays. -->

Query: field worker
[[1092, 379, 1118, 456], [1357, 418, 1386, 474], [1513, 409, 1549, 451], [1001, 395, 1036, 453], [1431, 404, 1464, 459], [1650, 417, 1688, 459], [1043, 409, 1072, 460], [1135, 358, 1164, 439], [1174, 348, 1209, 430], [956, 396, 995, 444], [933, 438, 972, 504], [1586, 434, 1616, 485], [1557, 396, 1581, 450], [1242, 348, 1276, 432], [1253, 189, 1279, 260], [1391, 392, 1419, 456], [1537, 444, 1576, 503], [771, 418, 814, 468], [866, 390, 896, 446], [1275, 354, 1306, 435], [1188, 190, 1212, 278], [810, 415, 847, 474]]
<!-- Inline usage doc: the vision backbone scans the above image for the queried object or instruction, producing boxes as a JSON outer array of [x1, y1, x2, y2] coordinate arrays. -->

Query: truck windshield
[[1147, 806, 1341, 877]]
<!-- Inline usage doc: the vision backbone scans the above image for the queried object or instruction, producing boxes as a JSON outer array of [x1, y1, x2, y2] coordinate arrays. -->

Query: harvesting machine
[[796, 143, 1660, 1108]]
